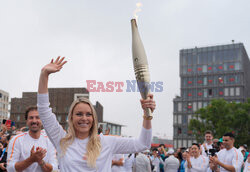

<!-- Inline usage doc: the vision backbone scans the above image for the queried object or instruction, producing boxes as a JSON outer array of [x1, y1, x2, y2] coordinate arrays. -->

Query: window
[[183, 140, 187, 147], [188, 140, 192, 147], [57, 115, 61, 122], [202, 65, 207, 73], [224, 88, 229, 96], [178, 103, 182, 112], [174, 140, 177, 149], [208, 89, 213, 97], [178, 115, 182, 124], [193, 102, 197, 112], [188, 115, 192, 123], [174, 115, 177, 124], [218, 88, 224, 97], [178, 140, 182, 147], [182, 115, 188, 124], [203, 77, 207, 86], [203, 89, 208, 98], [236, 87, 240, 96], [203, 102, 208, 107], [17, 115, 20, 121], [198, 102, 202, 109], [230, 88, 234, 96]]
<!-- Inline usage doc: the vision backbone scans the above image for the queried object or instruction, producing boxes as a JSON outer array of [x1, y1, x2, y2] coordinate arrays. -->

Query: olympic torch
[[131, 19, 152, 119]]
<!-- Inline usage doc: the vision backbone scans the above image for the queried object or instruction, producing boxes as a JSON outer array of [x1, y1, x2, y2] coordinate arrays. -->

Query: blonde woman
[[37, 56, 155, 171]]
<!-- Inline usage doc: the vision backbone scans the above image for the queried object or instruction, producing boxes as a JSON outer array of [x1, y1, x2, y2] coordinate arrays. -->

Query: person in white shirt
[[210, 132, 244, 172], [7, 106, 58, 172], [201, 130, 214, 157], [133, 152, 151, 172], [185, 143, 209, 172], [123, 154, 135, 172], [112, 154, 125, 172], [164, 148, 179, 172], [151, 148, 164, 172], [243, 156, 250, 172], [37, 57, 155, 171]]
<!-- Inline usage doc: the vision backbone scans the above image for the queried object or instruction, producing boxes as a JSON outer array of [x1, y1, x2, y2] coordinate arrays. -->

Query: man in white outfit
[[7, 106, 58, 172], [210, 132, 244, 172], [164, 148, 179, 172]]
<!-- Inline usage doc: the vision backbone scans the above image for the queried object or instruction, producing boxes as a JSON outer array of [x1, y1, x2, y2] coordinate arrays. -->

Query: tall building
[[173, 43, 250, 149], [0, 89, 9, 122]]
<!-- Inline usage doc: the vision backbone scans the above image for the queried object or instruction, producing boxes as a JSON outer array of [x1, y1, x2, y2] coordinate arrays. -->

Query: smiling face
[[26, 110, 42, 133], [191, 144, 200, 158], [72, 103, 94, 139], [205, 133, 213, 144]]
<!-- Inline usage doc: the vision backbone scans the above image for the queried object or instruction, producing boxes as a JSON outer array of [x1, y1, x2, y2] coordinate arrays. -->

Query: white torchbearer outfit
[[164, 155, 180, 172], [37, 93, 152, 172], [7, 132, 58, 172], [185, 155, 209, 172], [217, 147, 244, 172]]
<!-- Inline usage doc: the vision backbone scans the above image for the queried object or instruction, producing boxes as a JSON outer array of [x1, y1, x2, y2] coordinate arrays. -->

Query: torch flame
[[133, 2, 143, 21]]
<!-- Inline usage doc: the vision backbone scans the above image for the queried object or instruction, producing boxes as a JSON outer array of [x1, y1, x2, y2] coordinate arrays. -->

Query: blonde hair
[[60, 98, 101, 168]]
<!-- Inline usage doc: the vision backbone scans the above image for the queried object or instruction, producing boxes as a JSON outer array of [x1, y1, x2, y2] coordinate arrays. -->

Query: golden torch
[[131, 19, 152, 119]]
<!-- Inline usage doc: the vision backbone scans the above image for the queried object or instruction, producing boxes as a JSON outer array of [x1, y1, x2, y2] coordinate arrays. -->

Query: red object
[[198, 92, 203, 96], [188, 130, 193, 134], [197, 80, 203, 84], [188, 81, 192, 84], [197, 67, 202, 71], [188, 105, 192, 109], [229, 78, 235, 82], [219, 79, 223, 83], [208, 66, 212, 70], [188, 93, 192, 97], [151, 143, 173, 148], [6, 120, 12, 130], [219, 91, 223, 95], [229, 65, 234, 69], [208, 80, 213, 83], [188, 68, 192, 72], [218, 66, 223, 69]]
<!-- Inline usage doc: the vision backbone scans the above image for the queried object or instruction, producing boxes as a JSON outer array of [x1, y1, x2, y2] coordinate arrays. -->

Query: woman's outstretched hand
[[41, 56, 67, 75]]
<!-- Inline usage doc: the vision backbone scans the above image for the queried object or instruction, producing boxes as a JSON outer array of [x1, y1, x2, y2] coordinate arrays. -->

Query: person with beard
[[210, 132, 244, 172], [7, 106, 58, 172]]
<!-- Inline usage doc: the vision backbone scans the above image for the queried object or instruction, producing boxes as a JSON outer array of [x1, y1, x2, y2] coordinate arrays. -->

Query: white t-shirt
[[244, 161, 250, 172], [112, 154, 125, 172], [151, 156, 164, 172], [37, 93, 152, 172], [184, 155, 209, 172], [217, 147, 244, 172], [7, 132, 58, 172], [201, 143, 213, 157], [164, 155, 180, 172], [123, 154, 135, 172], [133, 153, 151, 172]]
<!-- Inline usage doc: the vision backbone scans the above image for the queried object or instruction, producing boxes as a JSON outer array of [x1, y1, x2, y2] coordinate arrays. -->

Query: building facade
[[173, 43, 250, 149], [0, 89, 9, 122]]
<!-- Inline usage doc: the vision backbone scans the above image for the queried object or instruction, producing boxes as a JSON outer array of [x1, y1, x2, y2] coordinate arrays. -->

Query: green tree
[[188, 99, 250, 147]]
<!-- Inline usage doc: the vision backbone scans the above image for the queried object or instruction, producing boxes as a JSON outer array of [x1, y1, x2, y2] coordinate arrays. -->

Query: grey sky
[[0, 0, 249, 138]]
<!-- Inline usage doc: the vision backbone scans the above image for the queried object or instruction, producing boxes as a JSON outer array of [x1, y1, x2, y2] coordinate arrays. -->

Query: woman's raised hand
[[42, 56, 67, 75]]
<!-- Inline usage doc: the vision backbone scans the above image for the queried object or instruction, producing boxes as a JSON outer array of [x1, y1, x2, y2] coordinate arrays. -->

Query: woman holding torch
[[37, 56, 155, 171]]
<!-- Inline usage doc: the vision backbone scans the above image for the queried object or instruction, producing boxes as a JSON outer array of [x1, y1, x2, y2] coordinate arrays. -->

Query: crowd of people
[[0, 57, 249, 172]]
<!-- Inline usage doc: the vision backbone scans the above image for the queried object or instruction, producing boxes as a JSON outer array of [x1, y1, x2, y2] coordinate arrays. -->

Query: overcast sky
[[0, 0, 249, 139]]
